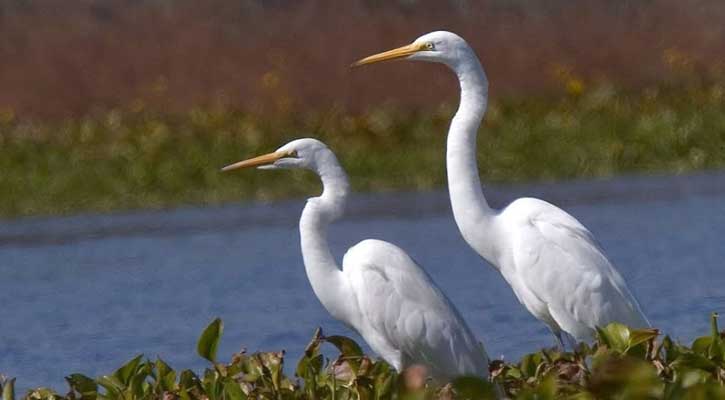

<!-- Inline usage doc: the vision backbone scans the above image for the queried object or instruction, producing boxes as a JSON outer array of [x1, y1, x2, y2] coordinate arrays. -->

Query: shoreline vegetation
[[2, 83, 724, 218], [2, 1, 724, 219], [2, 315, 725, 399]]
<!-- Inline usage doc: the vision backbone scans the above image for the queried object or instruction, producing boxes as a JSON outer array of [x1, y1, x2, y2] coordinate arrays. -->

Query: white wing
[[342, 239, 489, 380], [505, 198, 649, 341]]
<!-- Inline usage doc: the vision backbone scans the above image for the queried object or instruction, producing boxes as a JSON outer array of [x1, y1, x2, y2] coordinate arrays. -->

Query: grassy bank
[[1, 83, 724, 218], [2, 315, 725, 399]]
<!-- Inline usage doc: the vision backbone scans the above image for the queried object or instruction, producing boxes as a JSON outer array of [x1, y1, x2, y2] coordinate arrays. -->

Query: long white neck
[[299, 153, 354, 324], [445, 52, 499, 264]]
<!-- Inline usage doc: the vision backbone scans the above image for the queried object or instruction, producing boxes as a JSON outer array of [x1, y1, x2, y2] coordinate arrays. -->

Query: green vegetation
[[1, 83, 724, 218], [2, 314, 725, 399]]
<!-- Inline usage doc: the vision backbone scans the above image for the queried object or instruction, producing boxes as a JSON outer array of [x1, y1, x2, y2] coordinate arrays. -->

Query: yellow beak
[[221, 151, 292, 172], [351, 42, 427, 67]]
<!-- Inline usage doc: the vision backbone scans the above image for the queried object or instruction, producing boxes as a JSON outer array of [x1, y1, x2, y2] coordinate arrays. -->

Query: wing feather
[[508, 199, 649, 341], [342, 239, 488, 380]]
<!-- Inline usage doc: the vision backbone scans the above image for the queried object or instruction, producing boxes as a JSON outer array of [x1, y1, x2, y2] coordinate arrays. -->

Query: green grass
[[1, 82, 724, 218], [3, 315, 725, 399]]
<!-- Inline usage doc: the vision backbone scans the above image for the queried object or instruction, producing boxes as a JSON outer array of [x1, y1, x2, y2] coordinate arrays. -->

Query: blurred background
[[0, 0, 723, 217], [1, 0, 725, 393]]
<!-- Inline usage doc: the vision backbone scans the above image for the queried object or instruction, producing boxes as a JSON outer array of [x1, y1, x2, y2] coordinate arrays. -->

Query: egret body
[[353, 31, 649, 345], [223, 138, 490, 380]]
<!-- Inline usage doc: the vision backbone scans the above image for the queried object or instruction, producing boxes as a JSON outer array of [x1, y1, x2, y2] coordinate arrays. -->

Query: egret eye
[[426, 42, 435, 50], [288, 150, 299, 158]]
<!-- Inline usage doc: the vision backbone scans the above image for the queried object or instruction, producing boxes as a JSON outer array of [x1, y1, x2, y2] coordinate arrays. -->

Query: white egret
[[222, 138, 490, 381], [353, 31, 650, 346]]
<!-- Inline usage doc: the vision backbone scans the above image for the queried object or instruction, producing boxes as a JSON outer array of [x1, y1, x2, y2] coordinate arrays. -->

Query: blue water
[[1, 172, 724, 393]]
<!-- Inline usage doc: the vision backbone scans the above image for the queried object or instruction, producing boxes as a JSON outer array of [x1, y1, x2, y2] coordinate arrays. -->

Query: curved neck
[[446, 54, 498, 263], [299, 155, 354, 323]]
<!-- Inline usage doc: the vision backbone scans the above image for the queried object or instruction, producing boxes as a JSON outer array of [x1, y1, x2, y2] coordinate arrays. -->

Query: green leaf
[[372, 364, 396, 399], [671, 353, 717, 372], [179, 369, 199, 390], [155, 357, 177, 391], [224, 380, 247, 400], [113, 354, 143, 386], [629, 328, 658, 348], [324, 335, 363, 358], [178, 370, 199, 400], [65, 374, 97, 399], [197, 318, 224, 363], [450, 376, 497, 400], [24, 388, 60, 399], [202, 369, 222, 400], [692, 336, 713, 355], [520, 352, 544, 378], [303, 328, 324, 357], [1, 378, 14, 400], [596, 322, 630, 352], [129, 363, 152, 398], [96, 376, 123, 399]]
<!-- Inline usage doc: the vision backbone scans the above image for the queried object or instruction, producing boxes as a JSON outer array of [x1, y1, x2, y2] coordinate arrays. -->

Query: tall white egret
[[222, 138, 490, 380], [353, 31, 650, 346]]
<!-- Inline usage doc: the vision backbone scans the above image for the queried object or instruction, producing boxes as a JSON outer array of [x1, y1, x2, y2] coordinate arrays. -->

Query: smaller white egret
[[222, 138, 490, 381], [353, 31, 650, 347]]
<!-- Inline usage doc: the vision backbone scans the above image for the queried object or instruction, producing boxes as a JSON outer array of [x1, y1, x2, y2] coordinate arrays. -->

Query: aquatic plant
[[2, 314, 725, 399]]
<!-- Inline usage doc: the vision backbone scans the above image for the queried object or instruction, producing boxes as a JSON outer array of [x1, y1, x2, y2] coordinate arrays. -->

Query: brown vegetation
[[1, 0, 724, 119]]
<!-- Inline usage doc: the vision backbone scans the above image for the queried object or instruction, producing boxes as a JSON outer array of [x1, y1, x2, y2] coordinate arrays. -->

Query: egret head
[[352, 31, 473, 69], [221, 138, 331, 172]]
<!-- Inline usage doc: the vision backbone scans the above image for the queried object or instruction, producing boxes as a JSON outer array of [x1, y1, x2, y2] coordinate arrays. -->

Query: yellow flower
[[261, 71, 280, 90], [567, 78, 585, 96]]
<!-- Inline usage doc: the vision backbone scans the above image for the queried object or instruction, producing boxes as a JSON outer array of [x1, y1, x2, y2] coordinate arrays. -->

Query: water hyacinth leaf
[[129, 363, 152, 398], [155, 358, 177, 391], [324, 335, 364, 374], [256, 352, 284, 391], [662, 335, 683, 364], [304, 327, 324, 357], [197, 318, 223, 363], [202, 369, 222, 400], [681, 369, 711, 388], [692, 336, 713, 355], [178, 369, 201, 399], [671, 352, 718, 372], [96, 376, 123, 399], [297, 353, 324, 379], [352, 377, 374, 400], [324, 335, 363, 358], [515, 374, 557, 400], [596, 323, 630, 352], [519, 352, 544, 378], [224, 380, 247, 400], [1, 378, 14, 400], [628, 328, 659, 348], [112, 354, 143, 386], [450, 376, 497, 399], [373, 366, 396, 399], [505, 366, 523, 379], [589, 357, 662, 398], [65, 374, 97, 399], [25, 388, 60, 399]]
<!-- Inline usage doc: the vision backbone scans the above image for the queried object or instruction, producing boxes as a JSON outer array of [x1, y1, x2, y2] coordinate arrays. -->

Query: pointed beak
[[221, 151, 291, 172], [351, 42, 427, 67]]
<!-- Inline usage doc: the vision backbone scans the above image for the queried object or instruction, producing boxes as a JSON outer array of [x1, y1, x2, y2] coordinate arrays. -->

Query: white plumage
[[222, 138, 489, 381], [354, 31, 650, 345], [501, 198, 649, 342]]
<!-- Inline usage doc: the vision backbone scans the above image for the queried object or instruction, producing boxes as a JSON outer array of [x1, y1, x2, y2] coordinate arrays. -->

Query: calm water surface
[[1, 172, 724, 393]]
